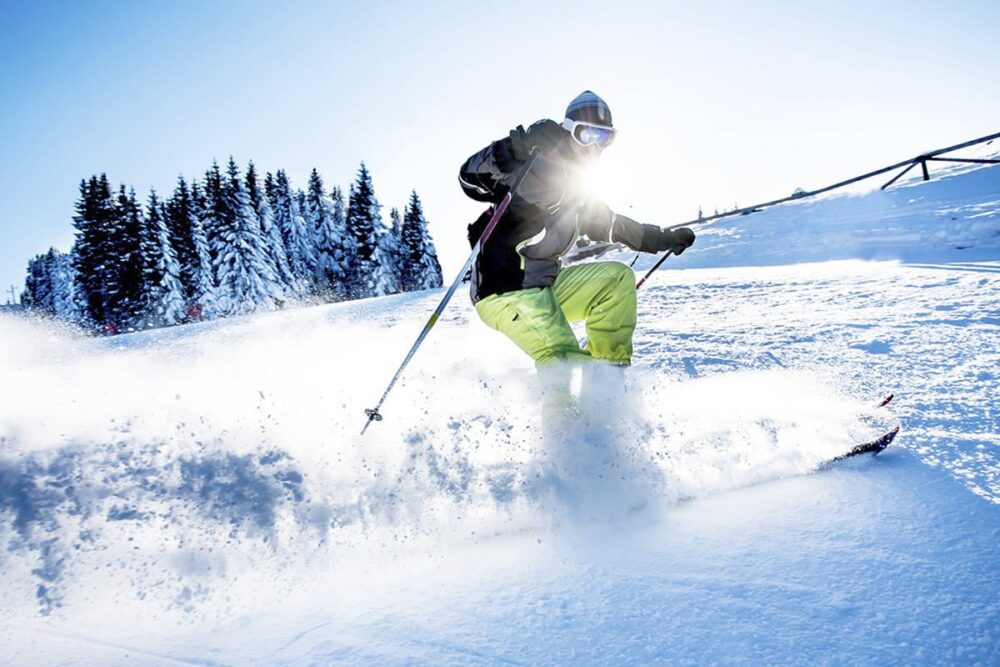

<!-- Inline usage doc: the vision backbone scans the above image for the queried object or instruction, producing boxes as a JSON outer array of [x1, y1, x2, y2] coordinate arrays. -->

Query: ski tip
[[872, 425, 900, 454]]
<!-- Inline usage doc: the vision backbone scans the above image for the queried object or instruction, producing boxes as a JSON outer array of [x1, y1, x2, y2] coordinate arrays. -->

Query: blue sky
[[1, 0, 998, 299]]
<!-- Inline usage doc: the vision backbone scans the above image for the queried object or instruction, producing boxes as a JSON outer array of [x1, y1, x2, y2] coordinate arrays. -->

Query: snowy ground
[[1, 163, 998, 664]]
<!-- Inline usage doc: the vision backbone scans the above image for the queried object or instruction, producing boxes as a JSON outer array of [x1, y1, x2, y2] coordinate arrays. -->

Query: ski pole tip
[[361, 407, 382, 435]]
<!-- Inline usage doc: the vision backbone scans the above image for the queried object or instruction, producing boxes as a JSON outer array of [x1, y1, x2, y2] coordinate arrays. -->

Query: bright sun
[[576, 158, 628, 206]]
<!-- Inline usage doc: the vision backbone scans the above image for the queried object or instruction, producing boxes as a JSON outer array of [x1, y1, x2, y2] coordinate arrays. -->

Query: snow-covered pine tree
[[212, 158, 281, 315], [305, 169, 350, 300], [200, 161, 226, 261], [389, 207, 403, 247], [419, 223, 443, 291], [140, 190, 187, 327], [344, 162, 384, 299], [71, 176, 99, 323], [268, 169, 315, 296], [50, 249, 82, 321], [71, 174, 118, 329], [372, 210, 401, 296], [113, 186, 147, 327], [187, 181, 219, 320], [263, 170, 276, 203], [22, 248, 80, 320], [245, 161, 295, 301], [105, 183, 139, 326], [295, 189, 307, 218], [386, 207, 405, 291], [330, 186, 352, 296], [399, 190, 443, 291], [165, 176, 199, 301], [22, 253, 54, 313]]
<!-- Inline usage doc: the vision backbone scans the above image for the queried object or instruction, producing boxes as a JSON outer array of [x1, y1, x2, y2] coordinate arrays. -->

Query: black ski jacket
[[459, 119, 662, 302]]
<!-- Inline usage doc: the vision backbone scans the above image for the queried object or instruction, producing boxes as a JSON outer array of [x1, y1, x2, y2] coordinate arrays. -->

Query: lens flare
[[575, 159, 617, 202]]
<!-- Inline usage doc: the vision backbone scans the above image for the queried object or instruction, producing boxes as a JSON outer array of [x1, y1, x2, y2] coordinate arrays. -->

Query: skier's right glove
[[509, 120, 564, 161], [641, 226, 696, 255]]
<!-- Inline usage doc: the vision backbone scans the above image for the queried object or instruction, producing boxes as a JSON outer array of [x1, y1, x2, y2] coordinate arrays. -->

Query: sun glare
[[577, 157, 628, 207]]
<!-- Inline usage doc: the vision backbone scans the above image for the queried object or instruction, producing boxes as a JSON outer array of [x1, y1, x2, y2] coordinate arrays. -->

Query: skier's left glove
[[509, 120, 564, 161], [640, 226, 696, 255]]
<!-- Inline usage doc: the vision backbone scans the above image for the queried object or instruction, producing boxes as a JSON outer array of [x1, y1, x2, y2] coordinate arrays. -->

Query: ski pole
[[361, 152, 540, 434], [635, 248, 675, 290]]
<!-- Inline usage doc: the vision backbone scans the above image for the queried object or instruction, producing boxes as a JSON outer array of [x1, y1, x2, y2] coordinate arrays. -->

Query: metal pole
[[658, 129, 1000, 233], [926, 157, 1000, 164], [880, 160, 919, 191], [361, 153, 540, 434]]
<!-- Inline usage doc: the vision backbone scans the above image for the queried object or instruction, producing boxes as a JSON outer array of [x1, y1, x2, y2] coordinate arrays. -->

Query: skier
[[459, 91, 695, 368]]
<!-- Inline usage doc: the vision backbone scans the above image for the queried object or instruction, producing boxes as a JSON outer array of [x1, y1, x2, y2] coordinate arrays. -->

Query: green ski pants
[[474, 261, 637, 366]]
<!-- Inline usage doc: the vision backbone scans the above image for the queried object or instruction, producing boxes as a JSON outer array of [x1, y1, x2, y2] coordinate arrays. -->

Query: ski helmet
[[565, 90, 613, 128], [563, 91, 616, 149]]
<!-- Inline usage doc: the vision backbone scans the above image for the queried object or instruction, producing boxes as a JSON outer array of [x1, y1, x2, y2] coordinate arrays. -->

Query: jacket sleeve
[[578, 201, 662, 252], [458, 138, 520, 203], [458, 119, 563, 204]]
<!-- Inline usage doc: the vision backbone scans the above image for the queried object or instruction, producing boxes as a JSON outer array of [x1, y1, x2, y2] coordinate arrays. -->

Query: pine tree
[[71, 174, 119, 329], [268, 169, 315, 295], [50, 249, 82, 321], [201, 161, 226, 260], [264, 170, 276, 203], [295, 189, 307, 218], [388, 206, 406, 290], [165, 176, 199, 300], [399, 191, 443, 291], [420, 233, 444, 290], [103, 179, 140, 327], [344, 162, 384, 299], [22, 249, 82, 321], [212, 158, 281, 314], [246, 161, 295, 300], [139, 190, 187, 327], [389, 207, 403, 245], [305, 169, 350, 299], [188, 181, 219, 320], [113, 186, 147, 327], [69, 177, 98, 323], [372, 210, 401, 296], [22, 253, 54, 313]]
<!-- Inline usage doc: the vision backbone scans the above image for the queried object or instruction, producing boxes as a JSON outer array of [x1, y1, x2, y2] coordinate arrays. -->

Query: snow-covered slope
[[643, 158, 1000, 269], [1, 163, 998, 665]]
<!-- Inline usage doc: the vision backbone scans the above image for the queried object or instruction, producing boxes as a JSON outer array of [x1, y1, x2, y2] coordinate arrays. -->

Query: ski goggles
[[562, 119, 617, 149]]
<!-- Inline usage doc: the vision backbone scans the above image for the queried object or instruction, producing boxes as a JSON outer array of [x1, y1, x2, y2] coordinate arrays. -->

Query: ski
[[828, 425, 900, 463], [825, 393, 899, 464]]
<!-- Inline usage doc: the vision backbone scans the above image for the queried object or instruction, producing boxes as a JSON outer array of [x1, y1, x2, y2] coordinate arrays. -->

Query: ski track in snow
[[1, 163, 998, 664]]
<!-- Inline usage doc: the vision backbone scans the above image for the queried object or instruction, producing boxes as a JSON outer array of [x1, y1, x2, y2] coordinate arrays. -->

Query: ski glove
[[509, 120, 564, 161], [640, 226, 696, 255]]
